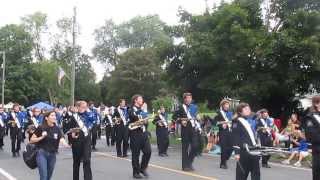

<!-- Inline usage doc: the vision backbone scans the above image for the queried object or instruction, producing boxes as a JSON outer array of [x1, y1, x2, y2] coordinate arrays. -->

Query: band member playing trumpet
[[152, 106, 169, 157], [8, 103, 26, 157], [64, 101, 95, 180], [232, 103, 260, 180], [214, 99, 233, 169], [256, 109, 273, 168], [173, 92, 202, 171], [0, 106, 8, 150], [113, 99, 129, 157], [128, 95, 151, 179]]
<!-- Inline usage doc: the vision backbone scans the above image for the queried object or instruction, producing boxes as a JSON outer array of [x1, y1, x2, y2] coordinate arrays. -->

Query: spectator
[[281, 130, 309, 167]]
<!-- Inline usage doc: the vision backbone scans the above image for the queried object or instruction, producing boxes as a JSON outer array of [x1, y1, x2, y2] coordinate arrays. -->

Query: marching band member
[[54, 107, 63, 127], [232, 103, 260, 180], [256, 109, 273, 168], [128, 95, 151, 179], [304, 95, 320, 180], [65, 101, 94, 180], [26, 107, 44, 140], [103, 108, 114, 147], [89, 102, 99, 151], [173, 92, 202, 171], [214, 99, 233, 169], [29, 107, 44, 126], [113, 99, 130, 157], [0, 106, 8, 150], [152, 106, 169, 157], [8, 103, 26, 157]]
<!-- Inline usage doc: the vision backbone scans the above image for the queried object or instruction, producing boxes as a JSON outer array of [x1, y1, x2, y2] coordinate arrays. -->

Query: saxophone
[[128, 115, 150, 130]]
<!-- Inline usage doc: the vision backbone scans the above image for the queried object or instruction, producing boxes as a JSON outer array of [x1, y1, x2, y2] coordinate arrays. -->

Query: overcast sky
[[0, 0, 229, 81]]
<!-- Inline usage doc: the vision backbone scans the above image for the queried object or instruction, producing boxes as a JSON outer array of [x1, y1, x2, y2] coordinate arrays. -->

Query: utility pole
[[71, 7, 77, 106], [0, 51, 5, 107]]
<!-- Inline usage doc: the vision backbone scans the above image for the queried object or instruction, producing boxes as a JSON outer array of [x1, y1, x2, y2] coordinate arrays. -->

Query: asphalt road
[[0, 136, 312, 180]]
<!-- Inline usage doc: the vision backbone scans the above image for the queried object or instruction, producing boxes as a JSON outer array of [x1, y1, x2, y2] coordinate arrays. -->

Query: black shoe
[[0, 147, 3, 151], [159, 153, 165, 157], [12, 152, 16, 157], [140, 170, 149, 177], [164, 153, 169, 156], [133, 173, 143, 179], [182, 167, 193, 172], [117, 155, 122, 157], [122, 154, 128, 158], [262, 164, 271, 168], [220, 164, 228, 169]]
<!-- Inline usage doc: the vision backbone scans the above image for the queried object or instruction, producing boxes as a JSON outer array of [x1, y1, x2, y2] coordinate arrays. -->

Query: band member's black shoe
[[159, 153, 165, 157], [220, 164, 228, 169], [262, 164, 271, 168], [0, 147, 3, 151], [122, 154, 128, 158], [164, 153, 168, 157], [117, 155, 122, 157], [141, 170, 149, 177], [12, 152, 16, 157], [182, 167, 193, 172], [133, 173, 143, 179]]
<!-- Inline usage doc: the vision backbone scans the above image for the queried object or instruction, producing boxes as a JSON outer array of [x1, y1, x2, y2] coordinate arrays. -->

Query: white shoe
[[294, 162, 301, 167], [281, 160, 290, 165]]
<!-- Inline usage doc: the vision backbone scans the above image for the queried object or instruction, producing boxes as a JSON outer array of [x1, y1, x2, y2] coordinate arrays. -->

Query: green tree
[[167, 0, 320, 116], [93, 15, 172, 68], [21, 11, 48, 61], [104, 48, 165, 104]]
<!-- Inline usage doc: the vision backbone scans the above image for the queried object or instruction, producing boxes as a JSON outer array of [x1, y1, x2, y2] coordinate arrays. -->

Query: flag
[[57, 66, 66, 86]]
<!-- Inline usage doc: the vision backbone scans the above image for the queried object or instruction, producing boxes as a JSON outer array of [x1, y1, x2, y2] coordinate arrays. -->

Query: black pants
[[156, 127, 169, 155], [219, 129, 233, 166], [181, 129, 200, 169], [236, 151, 260, 180], [312, 146, 320, 180], [115, 125, 129, 156], [71, 133, 92, 180], [97, 124, 101, 139], [10, 127, 22, 153], [259, 133, 272, 165], [130, 130, 151, 175], [111, 127, 116, 145], [105, 126, 112, 146], [91, 125, 98, 149], [0, 127, 5, 147]]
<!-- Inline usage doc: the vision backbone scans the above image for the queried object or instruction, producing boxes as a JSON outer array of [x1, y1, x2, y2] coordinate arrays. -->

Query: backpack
[[23, 143, 38, 169]]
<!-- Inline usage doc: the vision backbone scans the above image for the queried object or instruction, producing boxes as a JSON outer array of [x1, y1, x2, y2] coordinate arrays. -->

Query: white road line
[[0, 168, 17, 180], [94, 152, 218, 180]]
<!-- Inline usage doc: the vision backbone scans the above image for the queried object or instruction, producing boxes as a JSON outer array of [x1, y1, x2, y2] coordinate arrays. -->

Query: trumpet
[[113, 117, 122, 125], [8, 120, 17, 127], [216, 121, 232, 126], [65, 127, 82, 135], [128, 117, 150, 130], [156, 112, 168, 128], [177, 118, 191, 127]]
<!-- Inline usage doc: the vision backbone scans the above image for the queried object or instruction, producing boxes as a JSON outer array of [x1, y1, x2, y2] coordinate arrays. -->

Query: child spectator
[[281, 130, 309, 167]]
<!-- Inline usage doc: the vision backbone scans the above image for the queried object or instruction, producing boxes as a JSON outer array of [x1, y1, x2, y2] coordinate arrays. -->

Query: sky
[[0, 0, 229, 81]]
